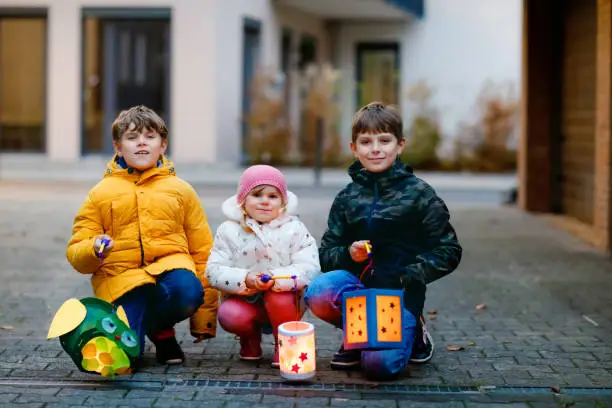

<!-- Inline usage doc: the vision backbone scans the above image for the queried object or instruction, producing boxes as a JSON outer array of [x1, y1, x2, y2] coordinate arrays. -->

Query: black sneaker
[[154, 336, 185, 365], [330, 344, 361, 370], [409, 316, 434, 364]]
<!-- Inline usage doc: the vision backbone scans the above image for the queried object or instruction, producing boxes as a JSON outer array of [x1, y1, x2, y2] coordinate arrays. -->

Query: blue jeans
[[114, 269, 204, 355], [304, 270, 417, 380]]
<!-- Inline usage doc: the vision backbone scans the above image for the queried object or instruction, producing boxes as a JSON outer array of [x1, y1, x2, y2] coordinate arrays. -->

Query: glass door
[[83, 17, 170, 155], [356, 42, 400, 108]]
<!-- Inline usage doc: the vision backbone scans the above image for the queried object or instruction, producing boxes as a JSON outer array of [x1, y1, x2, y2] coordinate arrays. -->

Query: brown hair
[[111, 105, 168, 140], [351, 102, 404, 143]]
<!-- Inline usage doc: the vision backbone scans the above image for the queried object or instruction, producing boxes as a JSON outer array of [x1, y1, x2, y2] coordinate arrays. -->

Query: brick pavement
[[0, 182, 611, 407]]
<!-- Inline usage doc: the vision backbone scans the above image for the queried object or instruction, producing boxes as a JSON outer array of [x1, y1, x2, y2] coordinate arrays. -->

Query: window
[[82, 9, 170, 155], [281, 28, 292, 74], [298, 35, 317, 70], [0, 12, 46, 152], [356, 42, 400, 107]]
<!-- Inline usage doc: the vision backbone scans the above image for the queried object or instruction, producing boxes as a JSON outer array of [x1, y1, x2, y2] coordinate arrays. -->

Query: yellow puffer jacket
[[66, 155, 218, 338]]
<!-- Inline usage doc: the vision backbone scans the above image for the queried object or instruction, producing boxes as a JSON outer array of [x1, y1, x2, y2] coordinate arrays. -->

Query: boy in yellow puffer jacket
[[67, 105, 218, 365]]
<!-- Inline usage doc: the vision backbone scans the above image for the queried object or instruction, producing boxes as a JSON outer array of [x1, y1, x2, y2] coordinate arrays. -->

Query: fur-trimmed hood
[[207, 190, 320, 295], [220, 190, 299, 226]]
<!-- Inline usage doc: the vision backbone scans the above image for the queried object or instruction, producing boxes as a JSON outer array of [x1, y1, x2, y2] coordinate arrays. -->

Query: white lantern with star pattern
[[277, 321, 316, 381]]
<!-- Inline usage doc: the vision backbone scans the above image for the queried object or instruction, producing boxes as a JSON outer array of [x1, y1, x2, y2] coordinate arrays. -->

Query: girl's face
[[243, 185, 284, 223]]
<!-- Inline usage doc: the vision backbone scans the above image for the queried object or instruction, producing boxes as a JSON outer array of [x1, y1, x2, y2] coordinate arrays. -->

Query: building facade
[[520, 0, 612, 252], [0, 0, 521, 166]]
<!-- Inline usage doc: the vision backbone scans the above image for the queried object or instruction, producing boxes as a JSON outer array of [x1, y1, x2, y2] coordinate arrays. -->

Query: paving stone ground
[[0, 181, 611, 407]]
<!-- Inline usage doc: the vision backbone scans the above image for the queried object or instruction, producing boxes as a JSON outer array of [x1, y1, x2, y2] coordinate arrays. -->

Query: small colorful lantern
[[342, 289, 404, 350], [277, 321, 316, 381], [47, 297, 140, 377]]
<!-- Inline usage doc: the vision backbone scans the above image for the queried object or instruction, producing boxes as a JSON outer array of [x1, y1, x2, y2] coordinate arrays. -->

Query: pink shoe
[[239, 332, 262, 361], [271, 342, 279, 368]]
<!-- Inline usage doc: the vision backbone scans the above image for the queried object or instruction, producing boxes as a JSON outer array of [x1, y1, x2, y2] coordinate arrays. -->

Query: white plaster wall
[[46, 1, 81, 161], [171, 0, 217, 163], [213, 0, 277, 164], [275, 5, 329, 60], [0, 0, 217, 162], [0, 0, 520, 164], [335, 0, 522, 152], [402, 0, 522, 152], [1, 0, 330, 164], [334, 22, 409, 148], [275, 5, 329, 160], [213, 1, 329, 164]]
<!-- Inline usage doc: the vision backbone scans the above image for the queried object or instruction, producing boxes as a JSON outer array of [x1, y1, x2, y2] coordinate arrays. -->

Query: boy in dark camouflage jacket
[[304, 102, 462, 380]]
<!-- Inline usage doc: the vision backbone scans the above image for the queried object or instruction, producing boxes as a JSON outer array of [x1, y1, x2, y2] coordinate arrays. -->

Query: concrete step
[[0, 154, 517, 192]]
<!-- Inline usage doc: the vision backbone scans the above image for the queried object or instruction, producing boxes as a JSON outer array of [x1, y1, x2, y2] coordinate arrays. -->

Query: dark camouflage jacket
[[319, 159, 462, 316]]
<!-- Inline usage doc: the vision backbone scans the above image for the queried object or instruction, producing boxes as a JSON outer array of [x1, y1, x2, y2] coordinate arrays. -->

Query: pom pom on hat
[[237, 165, 288, 204]]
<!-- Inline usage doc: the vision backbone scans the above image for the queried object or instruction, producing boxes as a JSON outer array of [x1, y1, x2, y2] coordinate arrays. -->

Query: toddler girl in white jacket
[[207, 165, 321, 367]]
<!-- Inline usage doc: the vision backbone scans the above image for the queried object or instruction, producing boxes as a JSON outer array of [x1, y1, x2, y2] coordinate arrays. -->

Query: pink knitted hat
[[237, 165, 288, 204]]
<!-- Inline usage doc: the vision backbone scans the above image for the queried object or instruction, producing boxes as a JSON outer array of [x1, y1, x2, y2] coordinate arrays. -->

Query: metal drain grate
[[168, 379, 481, 394], [0, 378, 162, 391], [2, 378, 612, 399], [167, 380, 612, 398]]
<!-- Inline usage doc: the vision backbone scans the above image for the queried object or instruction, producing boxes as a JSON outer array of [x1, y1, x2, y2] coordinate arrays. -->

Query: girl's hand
[[93, 235, 114, 257], [245, 271, 274, 291], [349, 240, 370, 263]]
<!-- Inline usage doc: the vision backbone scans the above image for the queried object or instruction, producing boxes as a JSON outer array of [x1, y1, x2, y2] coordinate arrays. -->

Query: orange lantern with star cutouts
[[277, 321, 316, 381], [342, 289, 404, 350]]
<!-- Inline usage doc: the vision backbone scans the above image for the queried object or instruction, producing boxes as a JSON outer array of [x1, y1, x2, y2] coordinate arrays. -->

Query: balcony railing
[[275, 0, 424, 21], [385, 0, 424, 18]]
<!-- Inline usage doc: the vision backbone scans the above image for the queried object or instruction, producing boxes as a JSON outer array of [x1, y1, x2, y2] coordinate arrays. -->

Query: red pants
[[218, 291, 304, 338]]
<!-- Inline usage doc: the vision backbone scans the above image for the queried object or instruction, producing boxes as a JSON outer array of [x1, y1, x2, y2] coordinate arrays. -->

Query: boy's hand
[[349, 240, 370, 263], [245, 271, 274, 291], [93, 235, 114, 257]]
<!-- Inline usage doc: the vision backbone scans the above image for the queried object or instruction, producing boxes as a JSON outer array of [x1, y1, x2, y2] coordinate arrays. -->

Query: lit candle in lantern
[[277, 321, 316, 381], [342, 289, 404, 350]]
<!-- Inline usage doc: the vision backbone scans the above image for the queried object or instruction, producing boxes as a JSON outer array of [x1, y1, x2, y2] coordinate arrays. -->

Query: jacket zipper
[[367, 181, 379, 234], [139, 233, 144, 267], [366, 181, 379, 279], [136, 178, 145, 267]]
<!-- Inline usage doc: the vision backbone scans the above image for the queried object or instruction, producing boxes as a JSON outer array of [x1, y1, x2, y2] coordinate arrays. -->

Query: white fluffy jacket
[[206, 191, 321, 295]]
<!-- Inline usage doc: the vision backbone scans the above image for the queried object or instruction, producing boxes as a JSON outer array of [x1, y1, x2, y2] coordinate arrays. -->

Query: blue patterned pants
[[114, 269, 204, 355]]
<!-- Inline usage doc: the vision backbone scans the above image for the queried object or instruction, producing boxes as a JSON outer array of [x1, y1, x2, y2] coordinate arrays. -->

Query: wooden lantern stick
[[260, 274, 296, 283], [98, 238, 111, 266], [359, 241, 374, 282]]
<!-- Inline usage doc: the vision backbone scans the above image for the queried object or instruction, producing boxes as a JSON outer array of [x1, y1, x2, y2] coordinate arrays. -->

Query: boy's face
[[351, 132, 405, 173], [114, 127, 167, 171]]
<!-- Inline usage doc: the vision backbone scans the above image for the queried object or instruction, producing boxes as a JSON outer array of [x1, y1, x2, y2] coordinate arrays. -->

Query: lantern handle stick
[[98, 238, 111, 265], [359, 242, 374, 282], [260, 274, 296, 283]]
